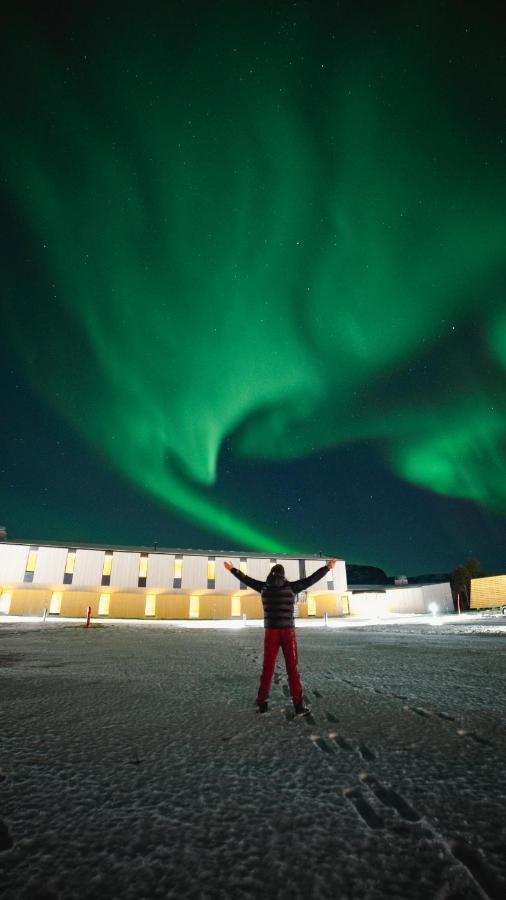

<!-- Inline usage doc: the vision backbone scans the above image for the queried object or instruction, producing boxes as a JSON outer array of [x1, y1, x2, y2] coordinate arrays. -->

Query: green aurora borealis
[[1, 1, 505, 571]]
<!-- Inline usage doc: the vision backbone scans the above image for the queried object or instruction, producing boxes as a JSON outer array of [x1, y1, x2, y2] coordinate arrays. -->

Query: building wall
[[32, 546, 68, 585], [239, 593, 264, 619], [0, 543, 345, 620], [348, 583, 453, 617], [154, 594, 189, 619], [9, 589, 51, 616], [471, 575, 506, 610], [419, 583, 453, 613], [73, 550, 106, 587], [1, 543, 461, 621], [214, 557, 242, 591], [110, 553, 141, 589], [1, 583, 452, 621], [1, 587, 348, 621], [146, 554, 175, 589], [182, 555, 209, 591], [60, 592, 97, 618], [0, 544, 30, 582]]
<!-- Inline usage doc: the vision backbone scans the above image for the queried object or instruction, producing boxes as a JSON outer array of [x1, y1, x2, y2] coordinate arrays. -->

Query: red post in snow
[[86, 606, 92, 627]]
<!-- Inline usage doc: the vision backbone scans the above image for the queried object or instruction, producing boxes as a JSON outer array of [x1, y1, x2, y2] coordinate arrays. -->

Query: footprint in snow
[[0, 819, 13, 852], [359, 773, 420, 823]]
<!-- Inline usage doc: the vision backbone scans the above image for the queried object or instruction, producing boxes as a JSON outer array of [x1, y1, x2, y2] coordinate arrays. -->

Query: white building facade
[[0, 542, 346, 620], [0, 542, 454, 620]]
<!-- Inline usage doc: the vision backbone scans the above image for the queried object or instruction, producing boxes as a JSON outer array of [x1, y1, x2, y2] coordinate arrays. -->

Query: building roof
[[1, 539, 338, 561]]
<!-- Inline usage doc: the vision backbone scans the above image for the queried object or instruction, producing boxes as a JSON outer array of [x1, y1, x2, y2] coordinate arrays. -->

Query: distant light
[[49, 592, 62, 614], [428, 602, 439, 616], [307, 593, 316, 616], [138, 555, 148, 579], [231, 595, 241, 617], [189, 595, 199, 619], [98, 593, 110, 616], [65, 550, 76, 575], [144, 594, 156, 616]]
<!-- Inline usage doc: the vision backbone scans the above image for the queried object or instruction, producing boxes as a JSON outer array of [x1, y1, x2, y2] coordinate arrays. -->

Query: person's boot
[[257, 701, 268, 713], [294, 703, 311, 717]]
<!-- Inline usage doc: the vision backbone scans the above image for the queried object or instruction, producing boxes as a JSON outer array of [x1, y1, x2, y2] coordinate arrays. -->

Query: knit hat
[[270, 563, 285, 577]]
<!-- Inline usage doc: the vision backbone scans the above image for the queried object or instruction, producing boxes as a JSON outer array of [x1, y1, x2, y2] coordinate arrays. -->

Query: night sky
[[1, 1, 505, 575]]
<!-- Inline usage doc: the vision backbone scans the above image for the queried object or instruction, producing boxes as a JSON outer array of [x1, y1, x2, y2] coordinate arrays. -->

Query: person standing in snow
[[224, 558, 336, 716]]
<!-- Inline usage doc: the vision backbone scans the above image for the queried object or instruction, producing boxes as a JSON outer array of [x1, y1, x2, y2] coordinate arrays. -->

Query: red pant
[[257, 627, 303, 707]]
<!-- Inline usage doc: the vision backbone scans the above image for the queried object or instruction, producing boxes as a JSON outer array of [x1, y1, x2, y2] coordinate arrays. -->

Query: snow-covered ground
[[0, 615, 504, 899]]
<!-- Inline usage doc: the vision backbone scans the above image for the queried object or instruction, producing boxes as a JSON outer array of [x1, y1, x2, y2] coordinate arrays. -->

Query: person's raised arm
[[223, 561, 265, 593], [290, 560, 336, 594]]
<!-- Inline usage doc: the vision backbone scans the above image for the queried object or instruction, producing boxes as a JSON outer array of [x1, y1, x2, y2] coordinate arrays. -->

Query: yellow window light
[[342, 594, 350, 616], [102, 553, 113, 576], [207, 559, 215, 581], [174, 558, 183, 580], [98, 594, 110, 616], [138, 556, 148, 578], [145, 594, 156, 616], [231, 595, 241, 617], [0, 592, 12, 614], [49, 592, 62, 614], [189, 595, 199, 618], [307, 594, 316, 616], [26, 551, 37, 573], [65, 551, 76, 575]]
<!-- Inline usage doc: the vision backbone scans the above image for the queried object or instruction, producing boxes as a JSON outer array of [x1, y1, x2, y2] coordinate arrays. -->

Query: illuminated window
[[0, 592, 11, 614], [145, 594, 156, 616], [342, 594, 349, 616], [207, 557, 215, 589], [189, 595, 199, 618], [173, 555, 183, 588], [24, 547, 38, 583], [138, 553, 148, 588], [231, 595, 241, 617], [64, 549, 77, 584], [49, 592, 62, 614], [98, 594, 110, 616], [65, 551, 76, 574], [307, 594, 316, 616], [102, 551, 113, 586]]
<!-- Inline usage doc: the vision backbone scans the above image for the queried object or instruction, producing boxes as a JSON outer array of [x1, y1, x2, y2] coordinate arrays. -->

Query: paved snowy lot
[[0, 616, 505, 900]]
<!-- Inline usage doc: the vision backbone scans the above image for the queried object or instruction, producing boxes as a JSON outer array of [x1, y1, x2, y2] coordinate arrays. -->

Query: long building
[[0, 542, 346, 620], [0, 541, 455, 621], [470, 575, 506, 613]]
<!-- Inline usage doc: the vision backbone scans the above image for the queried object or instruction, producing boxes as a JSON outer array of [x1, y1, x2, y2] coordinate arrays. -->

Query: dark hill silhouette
[[407, 572, 450, 585], [346, 564, 388, 585]]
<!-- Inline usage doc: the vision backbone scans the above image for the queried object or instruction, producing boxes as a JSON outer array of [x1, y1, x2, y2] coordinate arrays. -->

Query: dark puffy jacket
[[230, 565, 330, 628]]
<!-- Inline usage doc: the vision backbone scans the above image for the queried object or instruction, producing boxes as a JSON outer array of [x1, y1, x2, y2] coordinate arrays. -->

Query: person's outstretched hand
[[327, 559, 336, 569], [224, 561, 233, 571]]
